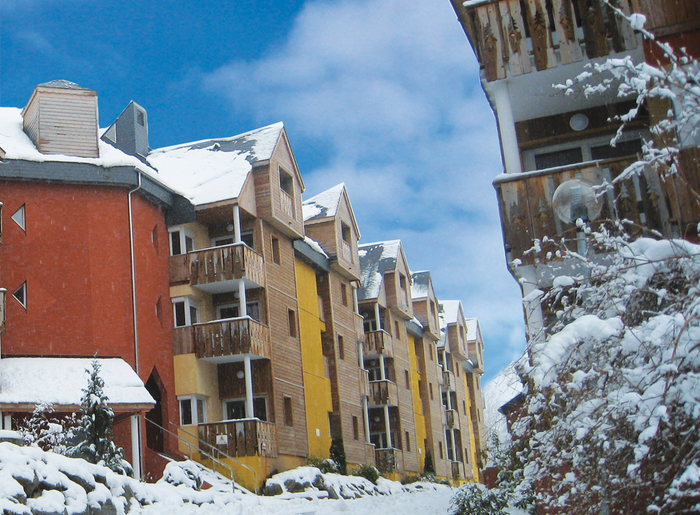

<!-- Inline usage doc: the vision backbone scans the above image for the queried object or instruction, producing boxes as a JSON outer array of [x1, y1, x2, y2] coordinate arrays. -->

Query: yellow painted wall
[[408, 335, 427, 473], [294, 258, 334, 458]]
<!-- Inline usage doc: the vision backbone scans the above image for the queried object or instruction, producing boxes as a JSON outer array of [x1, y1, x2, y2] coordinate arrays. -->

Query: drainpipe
[[127, 172, 143, 479]]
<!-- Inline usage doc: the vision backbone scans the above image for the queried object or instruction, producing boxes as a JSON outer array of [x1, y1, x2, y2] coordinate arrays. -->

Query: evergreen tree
[[65, 360, 132, 476], [423, 449, 435, 475], [329, 437, 347, 475]]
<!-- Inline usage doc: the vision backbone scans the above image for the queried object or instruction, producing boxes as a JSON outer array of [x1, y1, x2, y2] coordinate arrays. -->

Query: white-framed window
[[173, 297, 199, 327], [169, 226, 195, 256], [223, 396, 267, 421], [216, 301, 260, 322], [213, 231, 254, 249], [179, 395, 206, 426]]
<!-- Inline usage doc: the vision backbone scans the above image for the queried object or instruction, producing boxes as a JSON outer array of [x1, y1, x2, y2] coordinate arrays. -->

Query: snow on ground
[[0, 441, 455, 515]]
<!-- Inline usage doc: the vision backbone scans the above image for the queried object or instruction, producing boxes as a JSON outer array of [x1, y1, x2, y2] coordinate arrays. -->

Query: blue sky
[[0, 0, 526, 383]]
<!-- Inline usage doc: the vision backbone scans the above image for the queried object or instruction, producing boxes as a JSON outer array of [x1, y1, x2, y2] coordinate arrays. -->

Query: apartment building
[[0, 79, 488, 490], [0, 81, 192, 479], [449, 0, 700, 342]]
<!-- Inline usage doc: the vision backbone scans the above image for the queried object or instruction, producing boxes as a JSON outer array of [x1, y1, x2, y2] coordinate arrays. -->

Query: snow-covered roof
[[302, 183, 345, 222], [438, 300, 462, 329], [147, 122, 284, 206], [410, 271, 431, 300], [0, 107, 164, 184], [0, 357, 155, 409], [465, 317, 481, 343], [358, 240, 402, 301]]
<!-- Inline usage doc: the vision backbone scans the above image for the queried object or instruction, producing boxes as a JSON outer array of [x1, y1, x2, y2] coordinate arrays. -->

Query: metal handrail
[[143, 417, 236, 491], [169, 421, 259, 492]]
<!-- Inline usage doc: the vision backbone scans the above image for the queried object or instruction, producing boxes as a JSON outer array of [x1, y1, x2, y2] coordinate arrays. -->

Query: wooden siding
[[23, 88, 99, 157], [496, 156, 671, 266], [384, 270, 412, 319], [199, 419, 277, 458], [461, 0, 638, 82], [630, 0, 700, 34]]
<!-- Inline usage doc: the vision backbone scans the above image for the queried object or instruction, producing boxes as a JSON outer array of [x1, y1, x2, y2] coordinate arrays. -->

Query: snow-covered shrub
[[352, 463, 380, 485], [306, 455, 338, 474], [18, 402, 75, 452], [450, 483, 508, 515]]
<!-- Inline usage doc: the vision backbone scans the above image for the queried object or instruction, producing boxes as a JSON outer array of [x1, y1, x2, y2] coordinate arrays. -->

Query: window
[[155, 296, 163, 326], [151, 225, 159, 251], [341, 284, 348, 306], [534, 147, 583, 170], [405, 370, 410, 388], [428, 343, 434, 361], [463, 400, 467, 415], [288, 309, 297, 337], [271, 236, 281, 265], [284, 396, 293, 427], [405, 431, 411, 452], [439, 441, 444, 459], [224, 396, 267, 421], [173, 297, 198, 327], [212, 236, 234, 246], [136, 109, 145, 126], [13, 282, 26, 309], [335, 334, 347, 359], [11, 205, 25, 232], [217, 301, 260, 322], [590, 139, 642, 161], [352, 416, 359, 440], [394, 321, 400, 338], [341, 222, 351, 243], [179, 395, 206, 426], [279, 168, 293, 196], [429, 382, 434, 400], [169, 227, 194, 256], [399, 273, 406, 290]]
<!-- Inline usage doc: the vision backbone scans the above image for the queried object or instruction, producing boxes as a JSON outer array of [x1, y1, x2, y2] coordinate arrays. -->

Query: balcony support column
[[379, 354, 386, 381], [383, 405, 391, 449], [238, 280, 247, 317], [487, 80, 522, 175], [131, 415, 141, 480], [244, 355, 254, 419], [233, 204, 242, 244], [362, 396, 371, 444], [374, 304, 381, 330], [450, 428, 458, 467]]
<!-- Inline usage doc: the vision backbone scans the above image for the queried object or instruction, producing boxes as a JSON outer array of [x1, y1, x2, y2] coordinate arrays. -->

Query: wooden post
[[244, 355, 254, 419], [238, 280, 247, 318], [384, 405, 392, 449], [233, 204, 242, 244]]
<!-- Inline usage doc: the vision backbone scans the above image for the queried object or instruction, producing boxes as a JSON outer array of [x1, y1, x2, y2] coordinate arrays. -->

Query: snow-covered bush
[[450, 483, 508, 515], [18, 402, 75, 452]]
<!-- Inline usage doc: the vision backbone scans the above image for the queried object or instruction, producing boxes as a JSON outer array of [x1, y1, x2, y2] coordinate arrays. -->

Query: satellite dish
[[552, 178, 603, 224]]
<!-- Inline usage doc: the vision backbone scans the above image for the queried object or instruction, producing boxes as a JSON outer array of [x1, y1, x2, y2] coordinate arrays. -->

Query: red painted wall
[[0, 180, 179, 478]]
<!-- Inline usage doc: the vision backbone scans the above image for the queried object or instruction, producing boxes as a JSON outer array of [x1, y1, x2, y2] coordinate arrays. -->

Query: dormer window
[[279, 168, 293, 196], [341, 222, 351, 242], [136, 110, 145, 126]]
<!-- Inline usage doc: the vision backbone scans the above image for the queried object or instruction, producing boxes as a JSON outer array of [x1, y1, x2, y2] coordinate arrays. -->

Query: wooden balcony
[[368, 380, 399, 407], [494, 156, 671, 266], [458, 0, 638, 82], [359, 368, 370, 398], [170, 243, 265, 290], [354, 313, 365, 340], [375, 447, 404, 473], [442, 370, 456, 392], [446, 409, 460, 430], [172, 318, 271, 361], [199, 419, 277, 458], [364, 330, 393, 357]]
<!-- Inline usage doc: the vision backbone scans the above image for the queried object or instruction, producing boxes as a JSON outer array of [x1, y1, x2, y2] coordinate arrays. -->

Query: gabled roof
[[438, 300, 463, 347], [466, 317, 482, 343], [410, 270, 432, 300], [358, 240, 402, 301], [147, 122, 284, 206], [303, 183, 345, 221]]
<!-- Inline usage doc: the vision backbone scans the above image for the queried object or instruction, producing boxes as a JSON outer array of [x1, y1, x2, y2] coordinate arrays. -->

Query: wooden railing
[[443, 369, 456, 391], [199, 419, 277, 458], [462, 0, 638, 82], [494, 156, 672, 265], [375, 447, 404, 473], [364, 330, 393, 357], [170, 244, 265, 288], [340, 240, 353, 263], [279, 190, 294, 219], [354, 313, 365, 339], [446, 409, 460, 430], [368, 380, 399, 407], [173, 318, 271, 360]]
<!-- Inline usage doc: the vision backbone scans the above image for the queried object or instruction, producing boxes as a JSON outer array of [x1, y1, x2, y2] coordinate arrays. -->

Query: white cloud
[[201, 0, 524, 381]]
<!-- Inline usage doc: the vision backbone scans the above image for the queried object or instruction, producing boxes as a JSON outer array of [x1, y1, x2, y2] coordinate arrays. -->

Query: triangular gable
[[270, 127, 305, 194]]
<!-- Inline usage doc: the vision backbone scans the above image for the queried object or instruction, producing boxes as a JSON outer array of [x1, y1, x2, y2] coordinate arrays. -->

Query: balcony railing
[[170, 243, 265, 289], [173, 318, 271, 360], [446, 409, 460, 430], [494, 156, 671, 266], [462, 0, 638, 82], [442, 369, 455, 392], [199, 419, 277, 458], [375, 447, 404, 473], [364, 330, 393, 357], [340, 240, 353, 263], [368, 380, 399, 407], [354, 313, 364, 339], [279, 190, 294, 219]]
